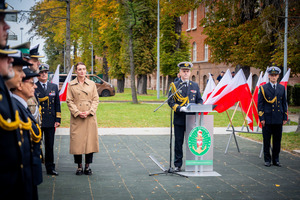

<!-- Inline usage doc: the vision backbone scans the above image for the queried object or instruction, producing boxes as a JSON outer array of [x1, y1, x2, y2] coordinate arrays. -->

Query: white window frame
[[193, 8, 197, 30], [204, 44, 209, 61], [187, 11, 191, 31], [193, 42, 197, 62]]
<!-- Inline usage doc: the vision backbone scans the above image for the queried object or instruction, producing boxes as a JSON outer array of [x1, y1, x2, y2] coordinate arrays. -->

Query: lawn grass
[[238, 132, 300, 152], [100, 88, 168, 102], [61, 102, 296, 127], [288, 106, 300, 114]]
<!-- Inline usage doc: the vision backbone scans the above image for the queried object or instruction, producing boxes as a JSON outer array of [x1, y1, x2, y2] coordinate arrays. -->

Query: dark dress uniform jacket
[[12, 97, 43, 200], [13, 97, 43, 185], [168, 80, 203, 125], [35, 82, 61, 127], [258, 83, 287, 124], [0, 76, 24, 199]]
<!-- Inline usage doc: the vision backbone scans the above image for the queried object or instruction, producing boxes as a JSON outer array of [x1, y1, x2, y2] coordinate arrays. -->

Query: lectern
[[178, 103, 221, 177]]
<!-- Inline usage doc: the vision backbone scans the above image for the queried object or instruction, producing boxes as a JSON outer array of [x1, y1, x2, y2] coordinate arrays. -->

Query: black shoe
[[84, 167, 92, 175], [47, 169, 59, 176], [76, 168, 83, 175], [264, 162, 271, 167], [273, 162, 282, 167], [174, 167, 181, 172]]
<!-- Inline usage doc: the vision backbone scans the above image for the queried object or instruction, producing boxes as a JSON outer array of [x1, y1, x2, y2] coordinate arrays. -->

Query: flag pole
[[251, 97, 261, 129], [242, 100, 253, 130], [227, 103, 239, 129], [238, 101, 249, 131]]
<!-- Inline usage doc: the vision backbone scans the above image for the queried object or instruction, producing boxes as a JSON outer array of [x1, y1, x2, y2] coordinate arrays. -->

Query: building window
[[193, 42, 197, 62], [192, 75, 196, 82], [204, 6, 209, 18], [187, 11, 191, 30], [203, 75, 207, 91], [204, 44, 208, 61], [193, 9, 197, 29]]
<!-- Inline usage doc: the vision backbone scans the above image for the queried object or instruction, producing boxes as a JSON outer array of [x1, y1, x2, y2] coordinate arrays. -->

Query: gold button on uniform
[[40, 155, 42, 159], [7, 118, 11, 123], [20, 164, 23, 169], [0, 94, 2, 101], [18, 141, 22, 147]]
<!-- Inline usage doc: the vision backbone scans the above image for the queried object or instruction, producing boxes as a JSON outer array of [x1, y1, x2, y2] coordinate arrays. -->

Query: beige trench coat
[[66, 78, 99, 155]]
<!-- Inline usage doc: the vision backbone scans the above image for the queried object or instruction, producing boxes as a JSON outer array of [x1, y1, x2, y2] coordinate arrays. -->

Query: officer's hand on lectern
[[180, 107, 187, 112]]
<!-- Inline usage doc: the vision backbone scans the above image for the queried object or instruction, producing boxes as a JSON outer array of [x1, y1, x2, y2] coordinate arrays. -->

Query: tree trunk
[[137, 74, 147, 94], [235, 64, 250, 78], [102, 53, 109, 82], [174, 16, 183, 50], [129, 27, 138, 104], [296, 113, 300, 134], [65, 0, 71, 72], [117, 75, 125, 93], [162, 76, 166, 95]]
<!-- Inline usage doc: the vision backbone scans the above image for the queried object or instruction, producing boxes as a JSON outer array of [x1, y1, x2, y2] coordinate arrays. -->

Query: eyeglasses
[[23, 80, 35, 86], [39, 71, 48, 74]]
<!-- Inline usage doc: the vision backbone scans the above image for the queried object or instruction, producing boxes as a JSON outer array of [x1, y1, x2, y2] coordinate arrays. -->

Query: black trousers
[[262, 124, 282, 163], [42, 127, 56, 171], [174, 124, 186, 168], [74, 153, 94, 164]]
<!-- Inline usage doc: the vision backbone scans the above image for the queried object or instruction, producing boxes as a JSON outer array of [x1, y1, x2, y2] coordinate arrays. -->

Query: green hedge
[[292, 83, 300, 106]]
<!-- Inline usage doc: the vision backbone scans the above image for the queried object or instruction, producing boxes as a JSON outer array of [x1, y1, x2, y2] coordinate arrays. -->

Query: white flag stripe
[[204, 69, 232, 104], [202, 73, 216, 102], [59, 66, 74, 97], [51, 64, 60, 88], [247, 73, 252, 92]]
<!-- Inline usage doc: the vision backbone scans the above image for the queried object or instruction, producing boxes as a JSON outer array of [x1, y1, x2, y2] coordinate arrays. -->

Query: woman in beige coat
[[66, 62, 99, 175]]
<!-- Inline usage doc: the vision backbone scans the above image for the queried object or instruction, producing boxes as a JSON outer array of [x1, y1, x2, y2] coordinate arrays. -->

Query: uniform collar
[[39, 81, 47, 87], [12, 93, 28, 109]]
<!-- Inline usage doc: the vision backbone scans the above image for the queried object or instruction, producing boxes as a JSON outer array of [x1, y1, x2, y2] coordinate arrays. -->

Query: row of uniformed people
[[0, 2, 43, 199]]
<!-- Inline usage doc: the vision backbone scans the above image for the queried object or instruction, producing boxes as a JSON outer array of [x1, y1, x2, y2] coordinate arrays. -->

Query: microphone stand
[[149, 82, 188, 178]]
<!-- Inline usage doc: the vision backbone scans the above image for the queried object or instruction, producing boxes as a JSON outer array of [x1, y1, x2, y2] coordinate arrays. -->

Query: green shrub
[[292, 84, 300, 106]]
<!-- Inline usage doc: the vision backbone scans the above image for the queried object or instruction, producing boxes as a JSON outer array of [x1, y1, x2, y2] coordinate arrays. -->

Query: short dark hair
[[75, 62, 85, 70]]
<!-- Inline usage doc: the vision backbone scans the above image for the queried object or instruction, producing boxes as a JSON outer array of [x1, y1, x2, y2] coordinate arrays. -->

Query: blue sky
[[7, 0, 47, 62]]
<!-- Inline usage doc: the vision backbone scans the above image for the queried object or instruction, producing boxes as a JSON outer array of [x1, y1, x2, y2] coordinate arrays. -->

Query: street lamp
[[20, 27, 23, 43]]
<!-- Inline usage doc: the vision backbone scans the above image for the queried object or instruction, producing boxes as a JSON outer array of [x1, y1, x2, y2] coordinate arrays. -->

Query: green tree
[[201, 0, 300, 75]]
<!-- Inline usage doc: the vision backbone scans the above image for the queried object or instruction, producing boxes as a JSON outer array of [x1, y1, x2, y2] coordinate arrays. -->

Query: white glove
[[180, 107, 187, 112]]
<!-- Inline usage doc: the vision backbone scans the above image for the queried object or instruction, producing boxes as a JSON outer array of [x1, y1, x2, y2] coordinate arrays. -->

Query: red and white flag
[[245, 73, 253, 130], [59, 65, 74, 102], [247, 73, 252, 92], [279, 68, 291, 89], [261, 68, 269, 85], [204, 69, 232, 105], [213, 70, 252, 116], [202, 73, 216, 102], [51, 64, 60, 88], [252, 72, 263, 127]]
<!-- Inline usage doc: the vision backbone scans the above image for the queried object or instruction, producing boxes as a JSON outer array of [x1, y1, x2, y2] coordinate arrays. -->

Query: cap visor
[[0, 49, 18, 55], [31, 55, 44, 58]]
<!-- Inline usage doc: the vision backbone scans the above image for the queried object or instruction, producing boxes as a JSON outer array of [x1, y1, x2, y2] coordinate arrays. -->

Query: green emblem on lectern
[[188, 126, 211, 156]]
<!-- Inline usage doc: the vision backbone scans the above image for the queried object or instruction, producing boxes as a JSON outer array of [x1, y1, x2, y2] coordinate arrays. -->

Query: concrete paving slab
[[38, 131, 300, 200]]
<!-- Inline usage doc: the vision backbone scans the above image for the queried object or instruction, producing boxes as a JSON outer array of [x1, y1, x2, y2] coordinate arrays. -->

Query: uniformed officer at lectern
[[258, 66, 287, 167], [168, 62, 203, 172], [35, 63, 61, 175]]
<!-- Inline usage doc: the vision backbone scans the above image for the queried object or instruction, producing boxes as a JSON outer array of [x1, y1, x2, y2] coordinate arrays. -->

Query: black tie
[[273, 84, 276, 90], [43, 83, 46, 91]]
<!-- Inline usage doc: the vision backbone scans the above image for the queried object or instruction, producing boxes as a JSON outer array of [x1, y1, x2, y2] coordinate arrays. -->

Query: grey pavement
[[55, 126, 298, 136], [39, 127, 300, 200]]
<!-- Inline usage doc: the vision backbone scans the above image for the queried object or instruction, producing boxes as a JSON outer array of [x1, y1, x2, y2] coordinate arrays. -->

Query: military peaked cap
[[177, 61, 193, 70]]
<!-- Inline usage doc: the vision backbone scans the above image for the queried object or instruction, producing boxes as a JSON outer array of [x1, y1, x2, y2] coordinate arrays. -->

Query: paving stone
[[38, 133, 300, 200]]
